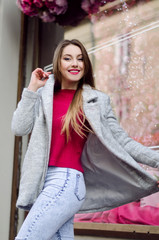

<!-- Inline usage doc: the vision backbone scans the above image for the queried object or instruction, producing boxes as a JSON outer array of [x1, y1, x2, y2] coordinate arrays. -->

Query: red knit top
[[48, 89, 88, 172]]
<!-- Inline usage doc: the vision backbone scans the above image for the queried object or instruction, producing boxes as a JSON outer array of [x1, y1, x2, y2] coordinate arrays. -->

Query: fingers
[[28, 69, 51, 92], [33, 68, 51, 80], [42, 71, 51, 79]]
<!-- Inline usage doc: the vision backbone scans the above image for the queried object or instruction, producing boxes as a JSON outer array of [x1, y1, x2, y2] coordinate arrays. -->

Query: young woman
[[12, 39, 159, 240]]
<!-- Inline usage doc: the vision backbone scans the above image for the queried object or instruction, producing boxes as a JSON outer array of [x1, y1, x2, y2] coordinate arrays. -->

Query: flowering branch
[[16, 0, 115, 25]]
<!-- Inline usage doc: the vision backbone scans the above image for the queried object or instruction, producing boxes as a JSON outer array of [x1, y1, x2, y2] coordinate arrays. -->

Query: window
[[65, 0, 159, 227]]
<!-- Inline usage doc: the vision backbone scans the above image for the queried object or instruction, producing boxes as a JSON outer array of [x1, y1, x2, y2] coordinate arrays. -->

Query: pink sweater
[[48, 89, 88, 172]]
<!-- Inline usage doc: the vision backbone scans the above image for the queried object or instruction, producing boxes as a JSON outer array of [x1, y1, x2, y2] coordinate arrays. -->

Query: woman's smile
[[68, 69, 80, 75]]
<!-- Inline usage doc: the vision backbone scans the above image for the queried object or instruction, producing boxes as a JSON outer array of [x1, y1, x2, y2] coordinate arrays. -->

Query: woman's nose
[[71, 59, 78, 67]]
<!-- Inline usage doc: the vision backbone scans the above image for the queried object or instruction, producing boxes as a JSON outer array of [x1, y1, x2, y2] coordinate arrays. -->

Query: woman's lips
[[68, 69, 80, 75]]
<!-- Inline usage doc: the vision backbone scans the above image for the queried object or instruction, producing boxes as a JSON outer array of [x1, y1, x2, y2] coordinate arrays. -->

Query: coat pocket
[[74, 173, 86, 201]]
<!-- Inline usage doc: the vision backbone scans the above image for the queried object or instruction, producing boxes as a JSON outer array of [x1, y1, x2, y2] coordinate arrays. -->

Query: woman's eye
[[78, 58, 83, 61], [64, 57, 71, 61]]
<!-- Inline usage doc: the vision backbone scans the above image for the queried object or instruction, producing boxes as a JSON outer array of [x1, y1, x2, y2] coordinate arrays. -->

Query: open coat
[[11, 75, 159, 212]]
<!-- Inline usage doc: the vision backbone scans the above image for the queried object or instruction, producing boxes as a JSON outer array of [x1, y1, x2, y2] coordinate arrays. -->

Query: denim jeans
[[15, 167, 86, 240]]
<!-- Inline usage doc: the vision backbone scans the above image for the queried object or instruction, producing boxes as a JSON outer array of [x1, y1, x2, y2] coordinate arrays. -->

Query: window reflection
[[65, 0, 159, 226]]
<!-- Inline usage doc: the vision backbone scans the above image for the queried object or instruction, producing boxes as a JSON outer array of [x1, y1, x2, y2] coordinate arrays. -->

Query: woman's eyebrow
[[62, 54, 83, 57]]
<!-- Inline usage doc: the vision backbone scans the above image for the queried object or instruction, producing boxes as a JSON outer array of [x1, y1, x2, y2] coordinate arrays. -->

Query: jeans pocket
[[74, 174, 86, 201]]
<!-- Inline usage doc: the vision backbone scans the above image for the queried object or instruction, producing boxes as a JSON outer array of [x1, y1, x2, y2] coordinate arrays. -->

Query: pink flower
[[33, 0, 45, 8], [81, 0, 101, 14], [22, 0, 33, 6], [16, 0, 117, 25], [56, 0, 67, 7], [45, 0, 68, 15], [17, 0, 38, 16], [81, 0, 115, 14]]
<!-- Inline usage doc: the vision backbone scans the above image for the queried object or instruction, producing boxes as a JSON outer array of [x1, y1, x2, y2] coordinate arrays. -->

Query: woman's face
[[60, 44, 85, 89]]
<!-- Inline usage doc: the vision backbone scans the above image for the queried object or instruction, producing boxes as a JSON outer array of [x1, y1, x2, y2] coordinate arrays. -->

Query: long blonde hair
[[53, 39, 95, 141]]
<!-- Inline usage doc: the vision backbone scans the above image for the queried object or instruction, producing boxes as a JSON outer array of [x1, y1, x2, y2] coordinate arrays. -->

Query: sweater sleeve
[[11, 88, 40, 136], [105, 96, 159, 169]]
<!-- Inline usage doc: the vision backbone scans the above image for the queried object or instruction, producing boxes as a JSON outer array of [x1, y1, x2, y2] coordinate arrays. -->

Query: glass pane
[[65, 0, 159, 147], [65, 0, 159, 226], [89, 0, 159, 148]]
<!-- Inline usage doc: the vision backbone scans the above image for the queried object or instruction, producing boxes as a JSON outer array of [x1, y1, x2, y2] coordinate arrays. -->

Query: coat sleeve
[[104, 95, 159, 169], [11, 88, 40, 136]]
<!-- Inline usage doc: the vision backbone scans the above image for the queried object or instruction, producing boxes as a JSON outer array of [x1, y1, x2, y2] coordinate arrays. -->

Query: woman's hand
[[28, 68, 51, 92]]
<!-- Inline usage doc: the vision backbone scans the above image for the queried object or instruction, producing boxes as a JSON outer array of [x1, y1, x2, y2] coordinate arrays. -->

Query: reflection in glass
[[65, 0, 159, 226]]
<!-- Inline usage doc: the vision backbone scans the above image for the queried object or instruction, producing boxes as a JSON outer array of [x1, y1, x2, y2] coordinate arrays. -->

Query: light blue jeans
[[15, 167, 86, 240]]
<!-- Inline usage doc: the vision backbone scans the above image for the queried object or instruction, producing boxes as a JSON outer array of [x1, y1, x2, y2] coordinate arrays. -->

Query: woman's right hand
[[28, 68, 51, 92]]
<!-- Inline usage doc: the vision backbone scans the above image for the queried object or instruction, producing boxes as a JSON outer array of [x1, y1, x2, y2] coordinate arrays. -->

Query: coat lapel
[[82, 85, 103, 137]]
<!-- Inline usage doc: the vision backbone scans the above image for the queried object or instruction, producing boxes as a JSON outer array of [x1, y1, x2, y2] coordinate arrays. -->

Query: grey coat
[[11, 75, 159, 213]]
